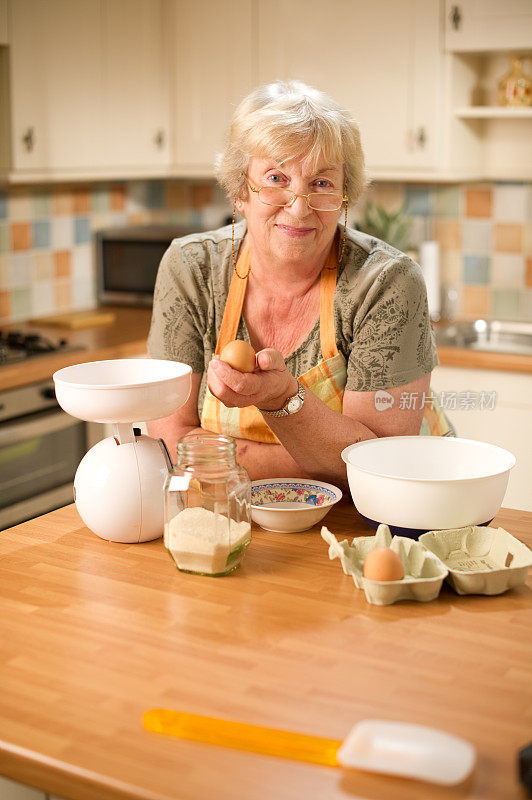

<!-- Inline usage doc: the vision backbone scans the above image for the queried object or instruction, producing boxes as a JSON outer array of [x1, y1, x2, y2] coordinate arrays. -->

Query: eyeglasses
[[244, 175, 348, 212]]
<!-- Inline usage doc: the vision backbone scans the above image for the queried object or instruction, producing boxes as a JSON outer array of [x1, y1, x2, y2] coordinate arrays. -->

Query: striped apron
[[201, 243, 454, 442]]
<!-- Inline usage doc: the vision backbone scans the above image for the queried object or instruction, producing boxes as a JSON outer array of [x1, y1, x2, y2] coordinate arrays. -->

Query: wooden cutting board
[[29, 309, 117, 329]]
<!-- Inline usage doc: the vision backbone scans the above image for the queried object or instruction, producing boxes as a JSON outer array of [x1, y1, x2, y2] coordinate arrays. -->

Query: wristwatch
[[260, 382, 306, 418]]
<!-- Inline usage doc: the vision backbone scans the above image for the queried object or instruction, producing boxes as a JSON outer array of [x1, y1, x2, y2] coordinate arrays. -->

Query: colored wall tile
[[0, 192, 7, 220], [73, 187, 91, 214], [54, 278, 72, 309], [192, 183, 214, 210], [10, 222, 31, 251], [493, 223, 523, 253], [520, 289, 532, 320], [31, 279, 55, 317], [465, 186, 492, 218], [461, 220, 492, 254], [33, 251, 54, 281], [72, 277, 96, 310], [32, 220, 51, 249], [433, 185, 461, 218], [404, 186, 432, 216], [493, 183, 526, 222], [54, 250, 71, 278], [439, 250, 462, 285], [8, 192, 32, 221], [126, 182, 148, 212], [71, 245, 92, 282], [11, 287, 32, 319], [491, 254, 525, 288], [51, 216, 73, 250], [74, 216, 91, 244], [165, 182, 193, 209], [0, 222, 8, 253], [523, 222, 532, 256], [0, 255, 8, 288], [91, 186, 110, 212], [463, 255, 490, 285], [461, 286, 490, 317], [0, 290, 11, 320], [491, 288, 522, 320], [32, 191, 51, 219], [434, 219, 461, 250], [526, 258, 532, 288], [10, 253, 31, 288], [110, 185, 126, 211], [146, 181, 164, 209], [51, 189, 74, 215]]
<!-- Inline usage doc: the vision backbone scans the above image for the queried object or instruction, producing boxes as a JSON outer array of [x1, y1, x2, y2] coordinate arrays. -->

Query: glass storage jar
[[164, 432, 251, 576]]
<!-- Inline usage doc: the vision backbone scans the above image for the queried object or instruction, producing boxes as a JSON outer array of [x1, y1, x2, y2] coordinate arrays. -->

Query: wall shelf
[[455, 106, 532, 119]]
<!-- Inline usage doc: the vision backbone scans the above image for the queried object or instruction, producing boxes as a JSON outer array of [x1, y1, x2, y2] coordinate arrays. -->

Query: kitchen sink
[[435, 319, 532, 356]]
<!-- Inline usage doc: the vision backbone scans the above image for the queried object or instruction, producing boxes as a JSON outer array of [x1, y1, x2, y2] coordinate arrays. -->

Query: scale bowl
[[53, 358, 192, 423]]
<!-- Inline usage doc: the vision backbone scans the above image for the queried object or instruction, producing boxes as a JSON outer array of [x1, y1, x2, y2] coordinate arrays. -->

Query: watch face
[[286, 395, 302, 414]]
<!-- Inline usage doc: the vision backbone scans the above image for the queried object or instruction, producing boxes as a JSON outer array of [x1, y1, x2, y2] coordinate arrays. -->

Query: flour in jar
[[167, 506, 251, 575]]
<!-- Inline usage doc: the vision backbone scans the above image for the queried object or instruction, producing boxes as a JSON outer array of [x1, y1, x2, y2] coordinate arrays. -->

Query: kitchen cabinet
[[3, 0, 170, 180], [443, 1, 532, 179], [431, 365, 532, 512], [169, 0, 255, 173], [256, 0, 441, 175], [444, 0, 532, 52]]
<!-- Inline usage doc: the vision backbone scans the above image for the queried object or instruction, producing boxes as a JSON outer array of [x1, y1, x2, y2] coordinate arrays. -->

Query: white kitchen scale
[[53, 359, 191, 543]]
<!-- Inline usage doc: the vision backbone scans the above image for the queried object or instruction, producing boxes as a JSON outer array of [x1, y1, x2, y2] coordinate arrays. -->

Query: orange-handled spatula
[[142, 708, 475, 786]]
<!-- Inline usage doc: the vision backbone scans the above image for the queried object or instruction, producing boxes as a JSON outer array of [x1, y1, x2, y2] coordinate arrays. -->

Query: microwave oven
[[96, 224, 201, 306]]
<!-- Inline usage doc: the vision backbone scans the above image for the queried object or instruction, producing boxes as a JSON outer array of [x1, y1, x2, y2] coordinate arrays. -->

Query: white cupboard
[[431, 365, 532, 512], [444, 0, 532, 52], [257, 0, 441, 175], [169, 0, 255, 173], [4, 0, 170, 180]]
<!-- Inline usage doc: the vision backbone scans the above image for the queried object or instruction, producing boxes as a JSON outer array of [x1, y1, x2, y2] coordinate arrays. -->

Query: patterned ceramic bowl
[[250, 478, 342, 533]]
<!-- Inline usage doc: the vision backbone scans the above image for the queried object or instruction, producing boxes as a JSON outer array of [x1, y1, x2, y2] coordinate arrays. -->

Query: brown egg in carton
[[321, 524, 448, 606]]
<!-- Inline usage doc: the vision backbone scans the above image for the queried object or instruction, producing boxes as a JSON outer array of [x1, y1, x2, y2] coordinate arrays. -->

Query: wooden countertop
[[0, 308, 531, 393], [0, 307, 152, 392], [1, 501, 531, 800]]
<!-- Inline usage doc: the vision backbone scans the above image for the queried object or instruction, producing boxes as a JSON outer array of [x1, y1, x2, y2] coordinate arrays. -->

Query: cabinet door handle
[[417, 127, 427, 148], [450, 5, 461, 30], [154, 129, 165, 149], [22, 126, 34, 152]]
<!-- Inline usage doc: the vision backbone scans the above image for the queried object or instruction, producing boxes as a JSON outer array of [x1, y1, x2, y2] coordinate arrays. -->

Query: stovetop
[[0, 330, 81, 366]]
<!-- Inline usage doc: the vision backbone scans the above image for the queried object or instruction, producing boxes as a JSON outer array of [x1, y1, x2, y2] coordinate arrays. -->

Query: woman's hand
[[207, 348, 298, 412]]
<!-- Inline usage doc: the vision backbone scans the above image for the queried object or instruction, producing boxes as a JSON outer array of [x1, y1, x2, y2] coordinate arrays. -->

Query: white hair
[[215, 80, 368, 204]]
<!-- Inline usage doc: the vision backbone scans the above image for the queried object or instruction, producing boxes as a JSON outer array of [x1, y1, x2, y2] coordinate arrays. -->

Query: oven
[[0, 381, 88, 530]]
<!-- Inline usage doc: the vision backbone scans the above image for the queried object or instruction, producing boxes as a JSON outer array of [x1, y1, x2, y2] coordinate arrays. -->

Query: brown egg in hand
[[363, 547, 405, 582], [220, 340, 256, 373]]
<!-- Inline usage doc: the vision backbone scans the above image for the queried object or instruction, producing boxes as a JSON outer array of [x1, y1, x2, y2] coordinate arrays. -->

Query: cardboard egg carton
[[321, 524, 448, 606], [419, 525, 532, 595]]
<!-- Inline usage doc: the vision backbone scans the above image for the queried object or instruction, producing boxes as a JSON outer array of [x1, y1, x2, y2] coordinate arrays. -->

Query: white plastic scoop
[[143, 709, 475, 786]]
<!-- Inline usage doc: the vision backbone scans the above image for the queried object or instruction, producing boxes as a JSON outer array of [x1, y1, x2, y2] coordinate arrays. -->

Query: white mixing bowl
[[53, 358, 192, 423], [341, 436, 516, 538]]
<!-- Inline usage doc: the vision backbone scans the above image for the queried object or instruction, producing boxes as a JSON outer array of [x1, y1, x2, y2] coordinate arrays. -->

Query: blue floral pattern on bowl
[[251, 482, 338, 507]]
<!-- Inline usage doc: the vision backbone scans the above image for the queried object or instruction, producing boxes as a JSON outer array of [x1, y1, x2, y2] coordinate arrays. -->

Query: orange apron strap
[[319, 250, 339, 361], [215, 246, 250, 355]]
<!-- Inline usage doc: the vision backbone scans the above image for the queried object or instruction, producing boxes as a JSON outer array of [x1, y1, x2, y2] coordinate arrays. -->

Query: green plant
[[357, 202, 412, 251]]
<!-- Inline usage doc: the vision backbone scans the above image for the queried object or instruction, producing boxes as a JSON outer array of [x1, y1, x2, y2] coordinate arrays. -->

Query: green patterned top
[[147, 221, 439, 414]]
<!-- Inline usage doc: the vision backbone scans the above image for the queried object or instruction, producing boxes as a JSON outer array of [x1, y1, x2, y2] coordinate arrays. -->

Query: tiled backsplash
[[359, 182, 532, 321], [0, 179, 531, 325]]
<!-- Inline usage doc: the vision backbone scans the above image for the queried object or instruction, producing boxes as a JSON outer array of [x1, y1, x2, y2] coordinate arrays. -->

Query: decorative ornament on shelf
[[497, 56, 532, 107]]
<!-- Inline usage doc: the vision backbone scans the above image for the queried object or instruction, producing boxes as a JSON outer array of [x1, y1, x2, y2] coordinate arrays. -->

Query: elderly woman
[[147, 80, 451, 486]]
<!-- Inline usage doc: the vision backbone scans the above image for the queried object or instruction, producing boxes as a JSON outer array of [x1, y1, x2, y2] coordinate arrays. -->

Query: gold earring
[[326, 198, 348, 270], [232, 201, 251, 279]]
